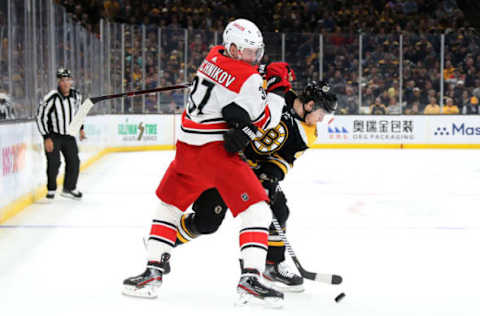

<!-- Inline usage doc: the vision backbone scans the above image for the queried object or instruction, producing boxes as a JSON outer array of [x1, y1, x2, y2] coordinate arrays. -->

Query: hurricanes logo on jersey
[[252, 121, 288, 154]]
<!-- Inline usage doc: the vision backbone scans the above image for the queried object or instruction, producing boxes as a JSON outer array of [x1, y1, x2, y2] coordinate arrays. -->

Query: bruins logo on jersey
[[252, 121, 288, 154]]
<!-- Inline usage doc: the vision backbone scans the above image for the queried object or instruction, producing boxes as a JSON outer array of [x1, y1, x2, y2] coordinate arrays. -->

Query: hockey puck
[[334, 292, 345, 303]]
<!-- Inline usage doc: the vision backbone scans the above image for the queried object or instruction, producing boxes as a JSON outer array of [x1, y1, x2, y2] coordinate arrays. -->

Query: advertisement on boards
[[429, 117, 480, 143], [0, 122, 44, 210], [316, 116, 419, 144], [110, 115, 175, 146]]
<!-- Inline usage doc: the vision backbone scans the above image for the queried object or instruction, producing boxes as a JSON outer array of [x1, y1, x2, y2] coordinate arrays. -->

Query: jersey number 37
[[187, 76, 214, 115]]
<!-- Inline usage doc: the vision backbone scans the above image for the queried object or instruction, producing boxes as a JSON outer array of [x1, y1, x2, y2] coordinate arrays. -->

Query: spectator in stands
[[411, 87, 424, 109], [362, 86, 375, 109], [424, 80, 435, 96], [442, 97, 460, 114], [424, 96, 441, 114], [444, 59, 456, 82], [189, 33, 207, 55], [171, 79, 185, 113], [331, 69, 347, 95], [158, 87, 175, 114], [386, 96, 401, 114], [379, 90, 390, 106], [145, 66, 158, 89], [464, 55, 476, 88], [473, 87, 480, 101], [444, 82, 462, 105], [145, 94, 157, 113], [370, 97, 387, 114], [404, 80, 416, 105], [337, 85, 357, 114], [405, 101, 420, 114], [459, 89, 471, 111], [462, 96, 479, 114], [103, 0, 120, 20]]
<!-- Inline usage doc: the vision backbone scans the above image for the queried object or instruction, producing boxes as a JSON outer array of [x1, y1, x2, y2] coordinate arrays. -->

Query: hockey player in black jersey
[[173, 62, 337, 294]]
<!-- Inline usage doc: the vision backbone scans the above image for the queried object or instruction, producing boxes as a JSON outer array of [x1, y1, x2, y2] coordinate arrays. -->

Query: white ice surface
[[1, 149, 480, 316]]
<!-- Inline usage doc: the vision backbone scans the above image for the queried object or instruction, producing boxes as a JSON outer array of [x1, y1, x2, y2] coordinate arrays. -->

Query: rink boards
[[1, 114, 480, 223]]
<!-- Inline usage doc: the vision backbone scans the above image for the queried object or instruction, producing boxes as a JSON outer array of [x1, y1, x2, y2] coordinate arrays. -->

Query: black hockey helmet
[[299, 80, 337, 114], [56, 67, 72, 79]]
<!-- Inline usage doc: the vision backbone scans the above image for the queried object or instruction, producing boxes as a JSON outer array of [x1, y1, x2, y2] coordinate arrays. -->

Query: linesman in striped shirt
[[36, 67, 86, 200]]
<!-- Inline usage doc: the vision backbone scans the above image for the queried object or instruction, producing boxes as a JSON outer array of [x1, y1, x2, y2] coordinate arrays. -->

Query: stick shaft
[[67, 82, 191, 136], [271, 216, 341, 284], [90, 83, 191, 104]]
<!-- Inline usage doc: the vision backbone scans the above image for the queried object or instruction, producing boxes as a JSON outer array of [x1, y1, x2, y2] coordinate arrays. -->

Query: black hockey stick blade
[[292, 256, 343, 284]]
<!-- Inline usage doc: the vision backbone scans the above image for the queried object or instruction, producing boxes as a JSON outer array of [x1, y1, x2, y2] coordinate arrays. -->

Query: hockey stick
[[271, 216, 343, 285], [67, 82, 191, 136]]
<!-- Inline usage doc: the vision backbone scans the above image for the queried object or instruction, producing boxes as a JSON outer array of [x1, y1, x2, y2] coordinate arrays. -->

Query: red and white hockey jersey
[[178, 46, 281, 146]]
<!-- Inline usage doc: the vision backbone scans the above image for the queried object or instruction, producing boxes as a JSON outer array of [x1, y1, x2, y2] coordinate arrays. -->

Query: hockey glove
[[254, 162, 284, 204], [265, 62, 296, 96], [258, 172, 281, 204], [223, 123, 259, 153]]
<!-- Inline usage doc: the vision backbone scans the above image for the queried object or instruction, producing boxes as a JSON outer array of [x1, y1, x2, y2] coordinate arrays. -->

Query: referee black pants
[[45, 134, 80, 191]]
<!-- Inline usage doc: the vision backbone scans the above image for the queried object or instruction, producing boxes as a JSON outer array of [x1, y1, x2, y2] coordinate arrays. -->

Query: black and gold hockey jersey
[[243, 106, 318, 181]]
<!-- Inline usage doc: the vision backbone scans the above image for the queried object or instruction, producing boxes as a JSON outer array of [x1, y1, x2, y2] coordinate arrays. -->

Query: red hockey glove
[[265, 62, 296, 95]]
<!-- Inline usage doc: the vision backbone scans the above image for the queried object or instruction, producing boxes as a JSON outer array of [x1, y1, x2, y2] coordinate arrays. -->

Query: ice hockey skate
[[263, 261, 304, 292], [60, 189, 82, 200], [43, 190, 56, 203], [122, 254, 170, 298], [236, 268, 284, 308]]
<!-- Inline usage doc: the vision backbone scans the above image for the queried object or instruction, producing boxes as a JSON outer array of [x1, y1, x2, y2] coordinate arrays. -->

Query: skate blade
[[37, 199, 54, 204], [236, 289, 283, 309], [263, 278, 305, 293], [60, 193, 81, 200], [122, 285, 158, 298]]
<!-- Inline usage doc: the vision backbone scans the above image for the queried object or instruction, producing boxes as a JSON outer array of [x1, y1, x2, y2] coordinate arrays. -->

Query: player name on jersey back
[[178, 46, 268, 146], [198, 60, 236, 89]]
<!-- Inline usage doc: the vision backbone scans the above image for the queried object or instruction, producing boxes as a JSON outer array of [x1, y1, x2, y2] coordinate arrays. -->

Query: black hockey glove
[[254, 162, 285, 204], [223, 123, 259, 153], [258, 172, 281, 204]]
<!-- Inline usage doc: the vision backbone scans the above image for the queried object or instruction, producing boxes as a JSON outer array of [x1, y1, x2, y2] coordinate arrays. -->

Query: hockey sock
[[238, 201, 272, 272], [147, 201, 182, 262], [176, 213, 199, 245], [267, 224, 286, 263]]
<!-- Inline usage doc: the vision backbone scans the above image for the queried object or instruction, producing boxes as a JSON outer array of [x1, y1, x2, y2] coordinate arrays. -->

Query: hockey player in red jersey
[[122, 19, 284, 307], [173, 62, 338, 293]]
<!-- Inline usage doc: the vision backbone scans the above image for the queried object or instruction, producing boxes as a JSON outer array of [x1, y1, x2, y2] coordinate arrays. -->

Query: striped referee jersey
[[36, 88, 82, 139]]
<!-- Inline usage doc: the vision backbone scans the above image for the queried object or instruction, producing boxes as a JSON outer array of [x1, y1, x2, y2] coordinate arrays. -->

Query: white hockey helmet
[[223, 18, 264, 64]]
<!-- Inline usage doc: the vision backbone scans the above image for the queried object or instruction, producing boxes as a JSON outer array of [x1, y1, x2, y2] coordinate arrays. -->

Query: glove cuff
[[241, 124, 260, 141]]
